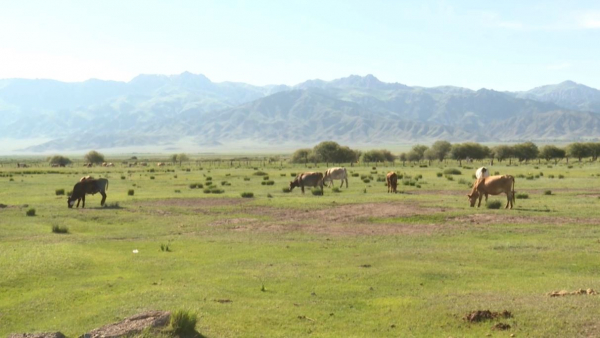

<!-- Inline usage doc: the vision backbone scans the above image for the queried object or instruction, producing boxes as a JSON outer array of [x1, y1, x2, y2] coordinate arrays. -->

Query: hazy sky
[[0, 0, 599, 90]]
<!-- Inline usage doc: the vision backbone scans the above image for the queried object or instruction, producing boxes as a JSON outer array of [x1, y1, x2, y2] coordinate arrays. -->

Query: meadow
[[1, 159, 600, 337]]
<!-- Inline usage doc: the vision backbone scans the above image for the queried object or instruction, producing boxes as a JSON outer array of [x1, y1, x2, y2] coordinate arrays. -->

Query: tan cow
[[467, 175, 515, 209], [386, 172, 398, 193], [157, 162, 166, 167], [289, 172, 324, 194], [323, 167, 348, 188], [80, 175, 94, 182]]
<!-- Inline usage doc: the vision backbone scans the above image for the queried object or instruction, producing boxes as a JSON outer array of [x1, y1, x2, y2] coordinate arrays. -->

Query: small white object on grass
[[132, 249, 139, 254]]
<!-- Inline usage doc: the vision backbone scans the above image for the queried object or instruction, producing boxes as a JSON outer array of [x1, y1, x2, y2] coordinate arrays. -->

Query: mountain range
[[1, 72, 600, 153]]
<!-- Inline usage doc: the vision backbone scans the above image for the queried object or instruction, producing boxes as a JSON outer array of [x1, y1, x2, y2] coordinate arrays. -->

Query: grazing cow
[[157, 162, 165, 167], [323, 167, 348, 188], [386, 172, 398, 193], [17, 163, 28, 168], [106, 162, 114, 167], [84, 163, 92, 167], [68, 178, 109, 208], [289, 172, 324, 194], [467, 175, 515, 209]]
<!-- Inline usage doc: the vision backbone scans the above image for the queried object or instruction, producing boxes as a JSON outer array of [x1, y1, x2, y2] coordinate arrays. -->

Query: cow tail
[[512, 176, 515, 205]]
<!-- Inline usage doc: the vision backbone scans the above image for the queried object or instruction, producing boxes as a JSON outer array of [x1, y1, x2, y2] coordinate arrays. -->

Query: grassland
[[1, 160, 600, 337]]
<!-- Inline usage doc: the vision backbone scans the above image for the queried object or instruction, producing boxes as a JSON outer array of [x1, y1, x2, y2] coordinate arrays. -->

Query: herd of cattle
[[64, 166, 517, 210]]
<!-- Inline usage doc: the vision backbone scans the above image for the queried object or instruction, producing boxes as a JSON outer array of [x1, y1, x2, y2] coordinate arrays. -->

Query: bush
[[486, 201, 502, 209], [55, 189, 65, 196], [174, 190, 181, 193], [311, 188, 323, 196], [436, 172, 443, 177], [150, 176, 155, 180], [52, 225, 69, 234], [332, 187, 341, 193], [211, 188, 224, 194], [516, 193, 529, 199], [203, 189, 211, 194], [241, 192, 254, 198], [494, 171, 500, 175], [244, 177, 250, 181], [26, 208, 36, 216], [544, 190, 552, 195], [567, 165, 573, 169], [282, 187, 291, 193], [205, 176, 212, 180], [290, 173, 297, 176], [548, 175, 555, 179], [261, 180, 275, 185], [267, 193, 273, 198], [121, 176, 126, 180], [446, 176, 454, 181], [362, 179, 371, 183], [351, 172, 359, 177], [558, 174, 565, 179], [170, 309, 198, 335], [443, 168, 462, 175], [280, 173, 286, 177], [254, 171, 268, 176], [128, 189, 135, 196], [263, 176, 270, 180]]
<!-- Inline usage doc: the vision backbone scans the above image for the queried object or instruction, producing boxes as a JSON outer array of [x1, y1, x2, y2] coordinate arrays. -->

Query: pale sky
[[0, 0, 599, 90]]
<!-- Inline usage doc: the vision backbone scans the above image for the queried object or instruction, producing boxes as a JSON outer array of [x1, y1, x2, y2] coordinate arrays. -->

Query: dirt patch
[[463, 310, 512, 323], [548, 288, 597, 297], [214, 299, 232, 303], [210, 218, 257, 227], [450, 213, 600, 226], [139, 198, 249, 208], [83, 311, 170, 338]]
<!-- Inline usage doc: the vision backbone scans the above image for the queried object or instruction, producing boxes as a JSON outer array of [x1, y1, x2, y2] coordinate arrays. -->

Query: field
[[2, 159, 600, 337]]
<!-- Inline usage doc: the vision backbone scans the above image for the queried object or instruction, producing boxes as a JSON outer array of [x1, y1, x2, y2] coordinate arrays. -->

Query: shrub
[[376, 176, 386, 182], [332, 187, 341, 193], [419, 164, 428, 168], [261, 180, 275, 185], [539, 172, 544, 176], [160, 243, 171, 252], [494, 171, 500, 175], [436, 172, 443, 177], [267, 193, 273, 198], [211, 188, 224, 194], [244, 177, 250, 181], [55, 189, 65, 196], [548, 175, 555, 179], [567, 165, 573, 169], [486, 201, 502, 209], [205, 176, 212, 180], [534, 166, 539, 169], [170, 309, 198, 335], [263, 176, 270, 180], [9, 178, 14, 181], [203, 189, 211, 194], [51, 225, 69, 234], [290, 173, 297, 176], [254, 171, 268, 176], [370, 171, 377, 174], [282, 187, 291, 193], [558, 174, 565, 179], [121, 176, 126, 180], [544, 190, 552, 195], [516, 193, 529, 199], [225, 173, 231, 176], [241, 192, 254, 198], [311, 188, 323, 196], [26, 208, 36, 216], [104, 202, 121, 209], [443, 168, 462, 175], [372, 166, 377, 170], [351, 173, 360, 177], [173, 175, 177, 178], [128, 189, 135, 196], [362, 179, 371, 183], [150, 176, 155, 180], [280, 173, 286, 177], [446, 176, 454, 181], [174, 190, 181, 193]]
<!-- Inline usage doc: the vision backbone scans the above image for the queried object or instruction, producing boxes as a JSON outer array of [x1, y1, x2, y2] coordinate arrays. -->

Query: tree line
[[290, 141, 600, 164]]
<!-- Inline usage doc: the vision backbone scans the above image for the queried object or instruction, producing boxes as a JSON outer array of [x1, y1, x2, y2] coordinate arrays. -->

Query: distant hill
[[1, 73, 599, 152]]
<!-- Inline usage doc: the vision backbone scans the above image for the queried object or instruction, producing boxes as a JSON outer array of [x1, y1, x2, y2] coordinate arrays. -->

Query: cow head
[[466, 191, 479, 207], [67, 196, 76, 208], [289, 180, 299, 191]]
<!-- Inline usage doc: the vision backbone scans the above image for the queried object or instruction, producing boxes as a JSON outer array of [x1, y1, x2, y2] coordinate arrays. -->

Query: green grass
[[2, 160, 600, 337], [170, 309, 198, 335]]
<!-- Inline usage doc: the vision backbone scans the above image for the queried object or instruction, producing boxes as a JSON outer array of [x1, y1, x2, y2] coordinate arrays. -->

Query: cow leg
[[100, 192, 107, 206], [81, 195, 86, 208], [477, 195, 483, 207], [301, 185, 305, 194], [345, 177, 348, 188], [76, 198, 81, 208], [505, 194, 510, 209], [485, 193, 488, 202], [339, 180, 344, 188]]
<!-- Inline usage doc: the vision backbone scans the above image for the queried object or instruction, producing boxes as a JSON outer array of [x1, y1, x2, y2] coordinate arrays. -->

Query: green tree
[[429, 140, 452, 161], [539, 145, 566, 162], [566, 142, 590, 162], [411, 145, 428, 160], [48, 155, 72, 166], [399, 152, 407, 165], [312, 141, 358, 163], [291, 148, 313, 164], [512, 142, 539, 162], [585, 142, 600, 161], [491, 145, 513, 162], [84, 150, 105, 164], [362, 149, 395, 163], [177, 153, 189, 165]]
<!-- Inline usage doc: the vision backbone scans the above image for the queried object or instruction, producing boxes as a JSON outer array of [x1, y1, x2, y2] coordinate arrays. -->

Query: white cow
[[475, 167, 490, 179], [323, 167, 348, 188]]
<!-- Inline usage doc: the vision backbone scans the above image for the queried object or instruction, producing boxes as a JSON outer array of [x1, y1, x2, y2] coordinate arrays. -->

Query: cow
[[67, 178, 109, 208], [475, 167, 490, 179], [17, 163, 28, 168], [289, 172, 324, 194], [322, 167, 348, 188], [467, 175, 515, 209], [157, 162, 166, 167], [386, 172, 398, 193], [106, 162, 114, 167], [80, 175, 94, 182]]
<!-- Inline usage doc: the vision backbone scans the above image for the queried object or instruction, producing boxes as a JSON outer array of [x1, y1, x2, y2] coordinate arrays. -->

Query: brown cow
[[68, 178, 109, 208], [289, 172, 324, 194], [386, 172, 398, 193], [467, 175, 515, 209]]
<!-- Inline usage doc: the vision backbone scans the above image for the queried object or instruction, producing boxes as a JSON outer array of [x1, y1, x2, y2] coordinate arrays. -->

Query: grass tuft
[[241, 192, 254, 198], [26, 208, 36, 216], [516, 193, 529, 199], [332, 187, 341, 193], [170, 309, 198, 335], [486, 201, 502, 209], [128, 189, 135, 196], [311, 188, 323, 196], [51, 224, 69, 234], [55, 189, 65, 196], [443, 168, 462, 175], [544, 190, 552, 195], [282, 187, 291, 193]]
